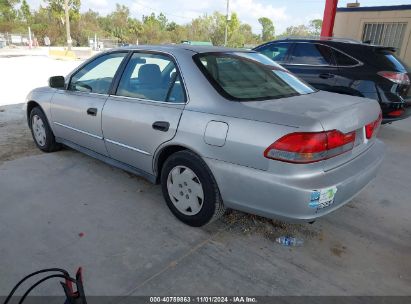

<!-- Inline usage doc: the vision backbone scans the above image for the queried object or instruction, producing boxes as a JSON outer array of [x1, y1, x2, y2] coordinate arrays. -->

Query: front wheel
[[29, 107, 61, 152], [161, 150, 225, 227]]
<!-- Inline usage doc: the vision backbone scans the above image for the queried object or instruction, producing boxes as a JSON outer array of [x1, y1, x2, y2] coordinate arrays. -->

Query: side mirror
[[49, 76, 65, 89]]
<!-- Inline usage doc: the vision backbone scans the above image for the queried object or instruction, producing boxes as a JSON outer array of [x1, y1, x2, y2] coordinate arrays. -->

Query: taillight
[[388, 109, 405, 117], [377, 71, 410, 85], [264, 130, 356, 164], [365, 112, 382, 139]]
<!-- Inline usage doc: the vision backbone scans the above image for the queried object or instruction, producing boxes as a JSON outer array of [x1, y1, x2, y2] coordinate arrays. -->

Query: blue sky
[[26, 0, 410, 34]]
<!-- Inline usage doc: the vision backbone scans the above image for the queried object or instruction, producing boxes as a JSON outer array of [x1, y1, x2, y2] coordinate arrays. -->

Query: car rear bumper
[[382, 100, 411, 123], [205, 139, 385, 222]]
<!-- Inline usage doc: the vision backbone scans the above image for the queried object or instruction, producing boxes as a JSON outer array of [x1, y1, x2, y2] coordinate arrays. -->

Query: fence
[[0, 32, 36, 47], [88, 37, 120, 50], [0, 33, 121, 50]]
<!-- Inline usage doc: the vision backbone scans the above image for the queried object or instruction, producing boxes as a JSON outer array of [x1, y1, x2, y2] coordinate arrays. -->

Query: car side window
[[69, 52, 127, 94], [258, 43, 292, 63], [166, 70, 185, 103], [333, 49, 359, 66], [290, 43, 334, 66], [116, 52, 185, 103]]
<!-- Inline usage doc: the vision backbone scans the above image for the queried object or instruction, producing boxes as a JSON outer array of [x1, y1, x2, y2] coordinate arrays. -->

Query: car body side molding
[[105, 138, 151, 156], [53, 122, 103, 140], [56, 137, 157, 184]]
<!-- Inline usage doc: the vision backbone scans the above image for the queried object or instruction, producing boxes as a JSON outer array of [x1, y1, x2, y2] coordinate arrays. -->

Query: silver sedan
[[25, 45, 385, 226]]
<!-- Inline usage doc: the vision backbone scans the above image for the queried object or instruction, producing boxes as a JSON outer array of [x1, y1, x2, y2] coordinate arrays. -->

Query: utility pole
[[28, 27, 32, 49], [224, 0, 230, 46], [64, 0, 72, 50]]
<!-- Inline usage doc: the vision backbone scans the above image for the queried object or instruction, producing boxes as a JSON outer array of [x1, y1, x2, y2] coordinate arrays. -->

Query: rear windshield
[[363, 48, 408, 72], [379, 53, 408, 72], [193, 52, 315, 101]]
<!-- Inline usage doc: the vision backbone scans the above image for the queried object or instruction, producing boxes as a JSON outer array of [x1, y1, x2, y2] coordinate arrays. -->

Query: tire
[[161, 150, 226, 227], [29, 107, 61, 152]]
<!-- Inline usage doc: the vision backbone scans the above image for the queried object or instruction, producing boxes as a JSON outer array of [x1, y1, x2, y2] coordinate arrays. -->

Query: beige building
[[334, 4, 411, 66]]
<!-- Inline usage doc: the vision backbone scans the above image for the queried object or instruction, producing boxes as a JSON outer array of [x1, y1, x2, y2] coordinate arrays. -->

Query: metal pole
[[224, 0, 229, 46], [64, 0, 72, 50], [28, 27, 32, 49], [321, 0, 338, 37]]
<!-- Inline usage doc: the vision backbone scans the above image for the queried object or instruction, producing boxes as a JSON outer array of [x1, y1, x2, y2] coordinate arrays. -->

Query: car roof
[[257, 37, 389, 49], [264, 37, 361, 44], [272, 38, 400, 53], [111, 44, 251, 54]]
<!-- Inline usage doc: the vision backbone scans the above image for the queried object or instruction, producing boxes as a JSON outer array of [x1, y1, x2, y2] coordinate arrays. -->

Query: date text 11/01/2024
[[149, 296, 257, 303]]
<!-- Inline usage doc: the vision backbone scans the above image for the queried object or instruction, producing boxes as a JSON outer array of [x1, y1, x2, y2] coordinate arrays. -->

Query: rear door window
[[333, 49, 359, 66], [290, 43, 334, 66], [116, 52, 185, 103], [257, 43, 292, 63]]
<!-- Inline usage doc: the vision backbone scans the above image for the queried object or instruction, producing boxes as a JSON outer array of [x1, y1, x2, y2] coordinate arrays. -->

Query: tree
[[258, 17, 274, 42], [237, 23, 259, 47], [168, 23, 187, 43], [31, 6, 53, 44], [157, 12, 167, 30], [103, 4, 131, 43], [127, 17, 142, 43], [42, 0, 80, 46], [226, 13, 247, 47], [19, 0, 31, 23], [282, 24, 310, 37], [166, 21, 177, 32], [209, 12, 226, 46], [46, 0, 80, 24], [0, 0, 20, 23], [140, 13, 169, 44], [0, 5, 264, 48], [309, 19, 322, 36], [73, 9, 105, 46], [188, 14, 213, 43]]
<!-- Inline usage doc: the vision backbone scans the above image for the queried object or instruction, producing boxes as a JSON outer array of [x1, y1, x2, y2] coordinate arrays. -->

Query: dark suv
[[254, 38, 411, 123]]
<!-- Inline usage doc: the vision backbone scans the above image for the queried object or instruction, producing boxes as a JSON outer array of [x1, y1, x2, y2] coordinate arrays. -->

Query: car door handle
[[319, 73, 335, 79], [87, 108, 97, 116], [152, 121, 170, 132]]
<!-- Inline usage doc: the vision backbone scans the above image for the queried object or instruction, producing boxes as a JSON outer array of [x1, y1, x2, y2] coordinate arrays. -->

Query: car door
[[286, 42, 339, 92], [51, 52, 128, 155], [102, 52, 186, 175], [331, 48, 367, 97]]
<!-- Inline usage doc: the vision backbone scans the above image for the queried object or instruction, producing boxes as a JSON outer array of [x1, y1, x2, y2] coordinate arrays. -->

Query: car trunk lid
[[241, 91, 381, 170]]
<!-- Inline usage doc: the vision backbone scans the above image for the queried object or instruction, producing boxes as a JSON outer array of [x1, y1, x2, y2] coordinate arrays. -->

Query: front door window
[[69, 52, 127, 94], [290, 43, 334, 66]]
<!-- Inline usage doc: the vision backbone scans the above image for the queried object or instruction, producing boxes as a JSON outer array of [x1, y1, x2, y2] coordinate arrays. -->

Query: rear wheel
[[29, 107, 61, 152], [161, 150, 225, 227]]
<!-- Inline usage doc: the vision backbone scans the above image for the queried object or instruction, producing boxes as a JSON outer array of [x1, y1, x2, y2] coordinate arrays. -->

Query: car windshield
[[194, 52, 315, 101]]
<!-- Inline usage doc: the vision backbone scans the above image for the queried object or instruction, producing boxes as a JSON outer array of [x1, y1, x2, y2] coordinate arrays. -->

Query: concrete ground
[[0, 56, 410, 296]]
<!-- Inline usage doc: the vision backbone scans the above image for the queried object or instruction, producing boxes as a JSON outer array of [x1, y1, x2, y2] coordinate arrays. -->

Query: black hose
[[3, 268, 71, 304], [18, 274, 74, 304]]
